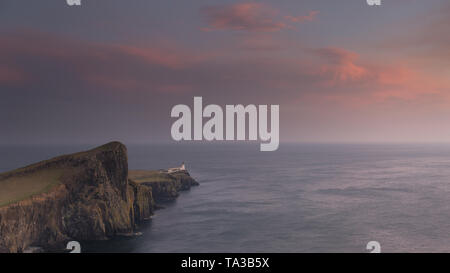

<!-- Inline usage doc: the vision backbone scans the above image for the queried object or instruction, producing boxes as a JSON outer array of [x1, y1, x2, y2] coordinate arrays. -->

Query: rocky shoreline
[[0, 142, 198, 253]]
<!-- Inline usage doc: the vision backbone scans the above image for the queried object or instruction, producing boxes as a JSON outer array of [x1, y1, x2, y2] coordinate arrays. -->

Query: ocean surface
[[2, 143, 450, 253]]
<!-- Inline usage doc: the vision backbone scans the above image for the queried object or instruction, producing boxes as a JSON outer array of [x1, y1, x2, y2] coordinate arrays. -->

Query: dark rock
[[0, 142, 198, 253]]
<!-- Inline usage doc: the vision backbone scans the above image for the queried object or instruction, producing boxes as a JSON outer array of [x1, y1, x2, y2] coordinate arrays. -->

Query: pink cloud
[[201, 3, 318, 32], [201, 3, 285, 32], [156, 84, 193, 93], [306, 46, 450, 106], [239, 34, 283, 51], [372, 66, 448, 101], [285, 11, 319, 23], [0, 66, 24, 85], [3, 30, 448, 110], [313, 48, 368, 84], [115, 46, 200, 70], [0, 30, 207, 94]]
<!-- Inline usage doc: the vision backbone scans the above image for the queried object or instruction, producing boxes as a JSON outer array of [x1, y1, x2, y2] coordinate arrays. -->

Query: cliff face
[[0, 142, 198, 253], [145, 171, 200, 202], [128, 170, 200, 202]]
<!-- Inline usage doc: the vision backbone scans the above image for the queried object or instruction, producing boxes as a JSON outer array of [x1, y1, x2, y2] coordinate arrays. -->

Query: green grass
[[0, 168, 65, 207], [0, 141, 122, 208], [129, 170, 175, 184]]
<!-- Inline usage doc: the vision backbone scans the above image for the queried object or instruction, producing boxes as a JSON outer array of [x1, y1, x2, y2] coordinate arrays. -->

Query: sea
[[2, 143, 450, 253]]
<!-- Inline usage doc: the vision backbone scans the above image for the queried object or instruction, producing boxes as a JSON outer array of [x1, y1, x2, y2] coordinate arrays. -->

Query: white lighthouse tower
[[167, 162, 186, 173]]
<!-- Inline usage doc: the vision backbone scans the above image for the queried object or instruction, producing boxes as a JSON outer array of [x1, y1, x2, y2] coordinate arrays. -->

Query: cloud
[[115, 45, 201, 70], [2, 29, 447, 111], [238, 34, 283, 51], [1, 26, 449, 144], [303, 46, 450, 107], [312, 47, 368, 84], [372, 66, 448, 102], [0, 66, 24, 85], [285, 11, 319, 23], [378, 2, 450, 65], [201, 3, 317, 32], [0, 30, 208, 96], [201, 3, 285, 32]]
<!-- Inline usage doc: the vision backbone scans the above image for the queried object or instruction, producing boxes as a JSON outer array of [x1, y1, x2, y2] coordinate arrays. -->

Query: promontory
[[0, 142, 198, 253]]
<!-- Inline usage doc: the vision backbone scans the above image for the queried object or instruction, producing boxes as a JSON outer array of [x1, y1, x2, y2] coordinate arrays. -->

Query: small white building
[[167, 162, 186, 174]]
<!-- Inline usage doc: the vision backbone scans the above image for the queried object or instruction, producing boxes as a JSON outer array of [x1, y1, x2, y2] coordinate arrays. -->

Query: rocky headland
[[0, 142, 198, 253]]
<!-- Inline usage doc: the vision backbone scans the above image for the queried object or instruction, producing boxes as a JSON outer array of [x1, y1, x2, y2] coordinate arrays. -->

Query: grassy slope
[[129, 170, 176, 184], [0, 142, 122, 208], [0, 168, 66, 207]]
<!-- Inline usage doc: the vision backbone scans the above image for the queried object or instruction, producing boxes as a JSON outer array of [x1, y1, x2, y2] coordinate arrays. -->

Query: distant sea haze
[[2, 143, 450, 252]]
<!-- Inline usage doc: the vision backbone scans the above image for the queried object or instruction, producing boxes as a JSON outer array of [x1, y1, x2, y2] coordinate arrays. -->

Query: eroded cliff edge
[[0, 142, 198, 253]]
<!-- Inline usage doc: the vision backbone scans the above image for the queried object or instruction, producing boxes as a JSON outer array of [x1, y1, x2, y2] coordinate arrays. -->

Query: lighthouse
[[167, 162, 187, 174]]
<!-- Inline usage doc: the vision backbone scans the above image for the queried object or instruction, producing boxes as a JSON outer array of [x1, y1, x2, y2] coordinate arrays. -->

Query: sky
[[0, 0, 449, 144]]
